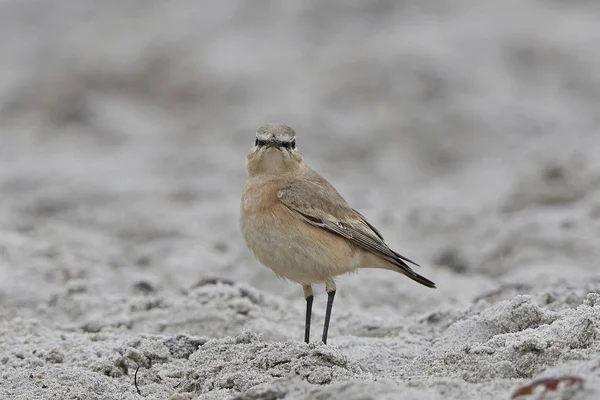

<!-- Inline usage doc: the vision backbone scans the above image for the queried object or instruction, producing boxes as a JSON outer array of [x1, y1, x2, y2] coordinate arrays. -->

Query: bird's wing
[[277, 173, 420, 269]]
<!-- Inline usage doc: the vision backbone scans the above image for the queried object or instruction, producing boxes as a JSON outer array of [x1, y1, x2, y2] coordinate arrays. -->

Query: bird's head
[[246, 124, 304, 176]]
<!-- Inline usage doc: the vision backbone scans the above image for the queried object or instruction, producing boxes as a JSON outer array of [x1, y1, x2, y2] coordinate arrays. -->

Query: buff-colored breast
[[240, 177, 361, 285]]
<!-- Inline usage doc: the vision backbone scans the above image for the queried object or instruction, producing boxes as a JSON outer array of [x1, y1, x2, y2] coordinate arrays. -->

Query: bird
[[240, 124, 436, 344]]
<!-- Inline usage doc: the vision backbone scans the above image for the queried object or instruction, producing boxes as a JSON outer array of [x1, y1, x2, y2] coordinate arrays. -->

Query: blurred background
[[1, 0, 599, 329]]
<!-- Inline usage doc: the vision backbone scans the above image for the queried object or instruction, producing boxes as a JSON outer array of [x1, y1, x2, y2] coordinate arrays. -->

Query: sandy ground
[[1, 1, 600, 399]]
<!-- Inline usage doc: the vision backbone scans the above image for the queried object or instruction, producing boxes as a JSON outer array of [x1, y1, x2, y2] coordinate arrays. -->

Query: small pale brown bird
[[240, 124, 436, 344]]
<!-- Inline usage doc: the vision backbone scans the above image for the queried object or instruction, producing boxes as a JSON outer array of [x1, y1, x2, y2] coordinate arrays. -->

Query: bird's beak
[[265, 141, 281, 149]]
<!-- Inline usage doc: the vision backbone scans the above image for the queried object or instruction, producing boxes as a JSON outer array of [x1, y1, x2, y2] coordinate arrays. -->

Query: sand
[[1, 1, 599, 399]]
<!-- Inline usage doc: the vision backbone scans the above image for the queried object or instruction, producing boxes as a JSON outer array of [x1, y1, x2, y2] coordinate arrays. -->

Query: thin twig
[[134, 365, 142, 396]]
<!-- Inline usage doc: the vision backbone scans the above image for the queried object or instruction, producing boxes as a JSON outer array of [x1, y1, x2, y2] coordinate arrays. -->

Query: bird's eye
[[255, 138, 259, 146], [280, 141, 296, 151]]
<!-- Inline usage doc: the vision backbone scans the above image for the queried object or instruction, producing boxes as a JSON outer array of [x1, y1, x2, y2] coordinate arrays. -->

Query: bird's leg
[[322, 278, 336, 344], [303, 285, 313, 343]]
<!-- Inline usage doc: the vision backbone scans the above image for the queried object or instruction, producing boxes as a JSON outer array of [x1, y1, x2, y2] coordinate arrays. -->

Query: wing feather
[[277, 172, 420, 269]]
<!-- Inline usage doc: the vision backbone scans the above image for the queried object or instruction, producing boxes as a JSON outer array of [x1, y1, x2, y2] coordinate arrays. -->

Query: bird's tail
[[363, 252, 436, 288], [400, 267, 437, 288]]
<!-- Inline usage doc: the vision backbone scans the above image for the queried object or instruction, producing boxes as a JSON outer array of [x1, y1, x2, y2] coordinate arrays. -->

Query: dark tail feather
[[388, 255, 436, 288], [404, 269, 436, 288]]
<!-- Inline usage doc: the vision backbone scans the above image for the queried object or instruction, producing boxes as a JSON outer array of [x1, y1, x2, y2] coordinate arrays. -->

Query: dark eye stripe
[[280, 140, 296, 150], [254, 139, 296, 149]]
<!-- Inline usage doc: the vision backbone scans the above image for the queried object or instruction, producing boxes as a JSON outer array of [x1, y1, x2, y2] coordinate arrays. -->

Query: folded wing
[[277, 171, 424, 274]]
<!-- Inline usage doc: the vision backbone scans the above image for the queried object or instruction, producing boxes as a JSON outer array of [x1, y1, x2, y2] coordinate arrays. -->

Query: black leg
[[304, 295, 313, 343], [322, 290, 336, 344]]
